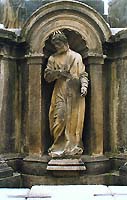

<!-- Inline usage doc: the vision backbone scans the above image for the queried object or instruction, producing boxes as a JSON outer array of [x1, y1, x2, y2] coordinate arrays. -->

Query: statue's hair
[[51, 31, 68, 45]]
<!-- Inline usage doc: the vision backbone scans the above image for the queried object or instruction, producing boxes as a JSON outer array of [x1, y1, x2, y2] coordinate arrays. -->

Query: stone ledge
[[47, 159, 86, 176], [21, 173, 119, 187], [23, 155, 50, 163], [81, 155, 111, 175], [0, 153, 25, 172], [21, 155, 111, 176], [0, 165, 13, 178], [0, 173, 21, 188], [47, 158, 85, 166], [47, 166, 86, 170], [0, 29, 17, 42]]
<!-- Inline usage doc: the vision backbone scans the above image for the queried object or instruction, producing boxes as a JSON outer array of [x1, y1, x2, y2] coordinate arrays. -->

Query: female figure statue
[[44, 31, 88, 157]]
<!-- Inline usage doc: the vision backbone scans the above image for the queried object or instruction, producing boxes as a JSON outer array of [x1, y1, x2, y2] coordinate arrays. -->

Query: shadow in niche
[[82, 62, 91, 155], [41, 58, 54, 153], [42, 29, 90, 154], [43, 29, 88, 58]]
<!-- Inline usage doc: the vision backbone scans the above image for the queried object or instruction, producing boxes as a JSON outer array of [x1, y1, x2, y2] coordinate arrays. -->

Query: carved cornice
[[87, 53, 105, 65], [0, 29, 17, 43], [106, 55, 127, 61], [25, 52, 45, 65], [25, 52, 44, 58], [0, 45, 17, 60]]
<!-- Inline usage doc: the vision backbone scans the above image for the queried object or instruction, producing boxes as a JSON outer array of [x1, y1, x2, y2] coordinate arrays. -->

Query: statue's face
[[54, 41, 68, 54]]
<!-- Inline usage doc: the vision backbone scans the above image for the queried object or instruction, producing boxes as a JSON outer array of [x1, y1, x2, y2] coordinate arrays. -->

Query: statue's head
[[51, 31, 69, 54]]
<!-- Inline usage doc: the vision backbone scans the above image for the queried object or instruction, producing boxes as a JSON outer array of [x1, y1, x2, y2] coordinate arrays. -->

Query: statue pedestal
[[47, 159, 86, 177]]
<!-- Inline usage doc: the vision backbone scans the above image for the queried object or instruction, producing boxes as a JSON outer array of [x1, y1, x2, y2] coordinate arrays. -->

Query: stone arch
[[21, 0, 111, 55], [23, 0, 112, 156]]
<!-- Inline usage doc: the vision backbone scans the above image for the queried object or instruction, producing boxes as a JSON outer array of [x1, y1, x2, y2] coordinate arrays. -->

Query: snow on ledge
[[111, 28, 127, 35]]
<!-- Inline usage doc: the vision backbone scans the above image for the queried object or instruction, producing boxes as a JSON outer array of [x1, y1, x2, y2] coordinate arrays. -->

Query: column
[[87, 55, 104, 155], [26, 54, 44, 156], [0, 50, 19, 153]]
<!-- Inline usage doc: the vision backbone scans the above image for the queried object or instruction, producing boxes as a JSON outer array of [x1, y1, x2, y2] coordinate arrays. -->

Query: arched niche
[[21, 0, 111, 55], [22, 0, 111, 156]]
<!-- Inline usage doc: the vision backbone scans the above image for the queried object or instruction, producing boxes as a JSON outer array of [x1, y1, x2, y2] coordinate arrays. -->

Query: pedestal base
[[47, 159, 86, 177]]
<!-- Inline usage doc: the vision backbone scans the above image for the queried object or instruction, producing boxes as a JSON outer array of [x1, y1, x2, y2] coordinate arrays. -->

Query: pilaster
[[26, 53, 45, 156], [87, 54, 104, 155]]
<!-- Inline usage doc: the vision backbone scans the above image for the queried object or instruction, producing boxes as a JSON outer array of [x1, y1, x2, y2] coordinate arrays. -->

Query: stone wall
[[1, 0, 127, 188], [0, 29, 26, 154], [103, 30, 127, 153], [0, 0, 111, 156], [0, 1, 4, 24], [1, 0, 127, 157]]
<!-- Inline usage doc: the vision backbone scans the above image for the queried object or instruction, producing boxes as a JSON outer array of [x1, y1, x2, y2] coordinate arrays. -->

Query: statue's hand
[[56, 63, 72, 79], [51, 70, 62, 79], [81, 86, 87, 96], [60, 70, 72, 79], [52, 70, 70, 79]]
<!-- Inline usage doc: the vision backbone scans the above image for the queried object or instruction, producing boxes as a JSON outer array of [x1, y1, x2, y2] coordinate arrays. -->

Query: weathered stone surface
[[0, 173, 21, 188], [104, 30, 127, 153], [108, 0, 127, 28], [21, 155, 110, 177], [22, 161, 48, 176], [0, 29, 27, 154], [1, 153, 24, 172], [48, 159, 85, 166], [0, 0, 104, 28], [1, 0, 127, 189], [0, 162, 13, 178], [81, 155, 111, 175], [119, 164, 127, 176], [109, 155, 127, 171], [22, 174, 106, 187], [86, 57, 104, 155], [0, 154, 126, 186], [0, 0, 123, 161], [47, 159, 86, 176], [0, 2, 4, 24], [20, 0, 111, 156], [25, 54, 48, 156], [22, 0, 111, 54]]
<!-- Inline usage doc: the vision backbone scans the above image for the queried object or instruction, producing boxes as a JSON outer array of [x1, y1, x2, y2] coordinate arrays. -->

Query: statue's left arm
[[78, 55, 89, 96], [80, 71, 89, 96]]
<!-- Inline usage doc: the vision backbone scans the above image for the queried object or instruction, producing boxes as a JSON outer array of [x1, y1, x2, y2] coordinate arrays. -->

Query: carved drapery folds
[[23, 0, 111, 156]]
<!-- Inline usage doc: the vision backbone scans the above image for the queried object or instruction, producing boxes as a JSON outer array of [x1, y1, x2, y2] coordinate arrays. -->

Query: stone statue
[[3, 0, 26, 28], [44, 31, 88, 158], [108, 0, 127, 28]]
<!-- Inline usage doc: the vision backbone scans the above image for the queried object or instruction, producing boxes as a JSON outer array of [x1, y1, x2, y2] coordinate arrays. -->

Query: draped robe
[[44, 49, 87, 157]]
